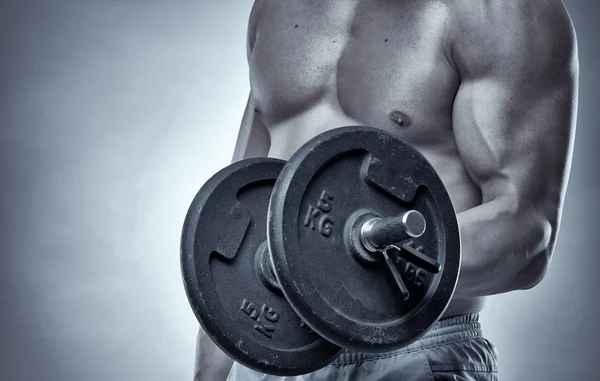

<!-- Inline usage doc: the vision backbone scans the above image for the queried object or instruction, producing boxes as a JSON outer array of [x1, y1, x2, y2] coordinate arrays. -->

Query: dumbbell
[[180, 126, 461, 376]]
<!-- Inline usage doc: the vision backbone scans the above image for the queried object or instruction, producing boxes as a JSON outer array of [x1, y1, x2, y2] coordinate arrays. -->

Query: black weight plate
[[268, 126, 461, 352], [181, 158, 341, 376]]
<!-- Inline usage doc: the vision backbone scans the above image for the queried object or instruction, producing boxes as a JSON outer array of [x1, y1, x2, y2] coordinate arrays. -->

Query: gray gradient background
[[0, 1, 598, 380]]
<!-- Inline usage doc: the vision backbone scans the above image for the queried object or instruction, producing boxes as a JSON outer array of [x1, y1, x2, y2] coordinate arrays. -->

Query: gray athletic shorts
[[227, 314, 498, 381]]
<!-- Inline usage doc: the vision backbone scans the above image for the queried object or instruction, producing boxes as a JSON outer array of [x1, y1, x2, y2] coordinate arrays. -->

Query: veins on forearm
[[453, 196, 553, 298]]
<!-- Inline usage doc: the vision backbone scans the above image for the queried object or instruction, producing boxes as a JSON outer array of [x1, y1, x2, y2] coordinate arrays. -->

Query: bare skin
[[194, 0, 579, 380]]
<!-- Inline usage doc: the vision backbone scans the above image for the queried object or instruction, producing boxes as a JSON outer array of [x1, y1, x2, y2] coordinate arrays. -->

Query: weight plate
[[181, 158, 341, 376], [268, 126, 461, 352]]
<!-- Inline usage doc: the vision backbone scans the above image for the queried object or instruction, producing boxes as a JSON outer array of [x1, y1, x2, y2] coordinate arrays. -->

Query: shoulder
[[246, 0, 266, 60], [447, 0, 578, 80]]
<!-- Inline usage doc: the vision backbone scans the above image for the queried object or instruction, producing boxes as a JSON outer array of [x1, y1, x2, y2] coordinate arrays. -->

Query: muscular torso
[[249, 0, 486, 317]]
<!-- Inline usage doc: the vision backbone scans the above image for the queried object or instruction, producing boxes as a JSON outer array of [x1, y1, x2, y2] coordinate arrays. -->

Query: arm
[[231, 93, 271, 163], [193, 332, 233, 381], [193, 4, 270, 380], [193, 95, 270, 381], [449, 0, 578, 298], [232, 0, 270, 163]]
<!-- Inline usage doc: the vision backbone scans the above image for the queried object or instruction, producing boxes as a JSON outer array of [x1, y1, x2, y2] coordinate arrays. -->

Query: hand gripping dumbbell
[[180, 126, 461, 376]]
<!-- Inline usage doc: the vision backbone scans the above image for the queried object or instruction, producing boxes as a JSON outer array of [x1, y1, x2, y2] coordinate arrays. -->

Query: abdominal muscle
[[264, 101, 486, 319]]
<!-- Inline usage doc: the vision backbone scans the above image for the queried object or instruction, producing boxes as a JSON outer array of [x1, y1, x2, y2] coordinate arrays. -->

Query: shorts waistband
[[332, 314, 482, 364]]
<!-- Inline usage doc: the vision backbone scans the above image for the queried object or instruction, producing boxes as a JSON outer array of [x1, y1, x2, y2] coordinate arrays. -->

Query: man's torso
[[248, 0, 484, 317]]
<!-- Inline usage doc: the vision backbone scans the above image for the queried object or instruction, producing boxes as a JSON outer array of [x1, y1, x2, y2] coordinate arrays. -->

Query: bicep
[[452, 74, 577, 208], [232, 2, 269, 163], [451, 0, 578, 211]]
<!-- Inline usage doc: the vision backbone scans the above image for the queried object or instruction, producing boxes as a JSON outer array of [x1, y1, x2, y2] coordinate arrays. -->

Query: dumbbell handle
[[360, 210, 426, 252]]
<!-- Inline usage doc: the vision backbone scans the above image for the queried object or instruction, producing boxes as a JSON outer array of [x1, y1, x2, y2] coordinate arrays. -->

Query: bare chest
[[249, 0, 459, 141]]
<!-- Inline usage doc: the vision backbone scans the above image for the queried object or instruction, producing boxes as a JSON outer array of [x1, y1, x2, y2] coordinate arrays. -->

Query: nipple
[[389, 110, 411, 127]]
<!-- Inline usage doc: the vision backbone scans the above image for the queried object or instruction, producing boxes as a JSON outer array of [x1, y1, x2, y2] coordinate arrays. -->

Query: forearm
[[453, 196, 553, 299], [192, 96, 269, 380], [193, 329, 234, 381]]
